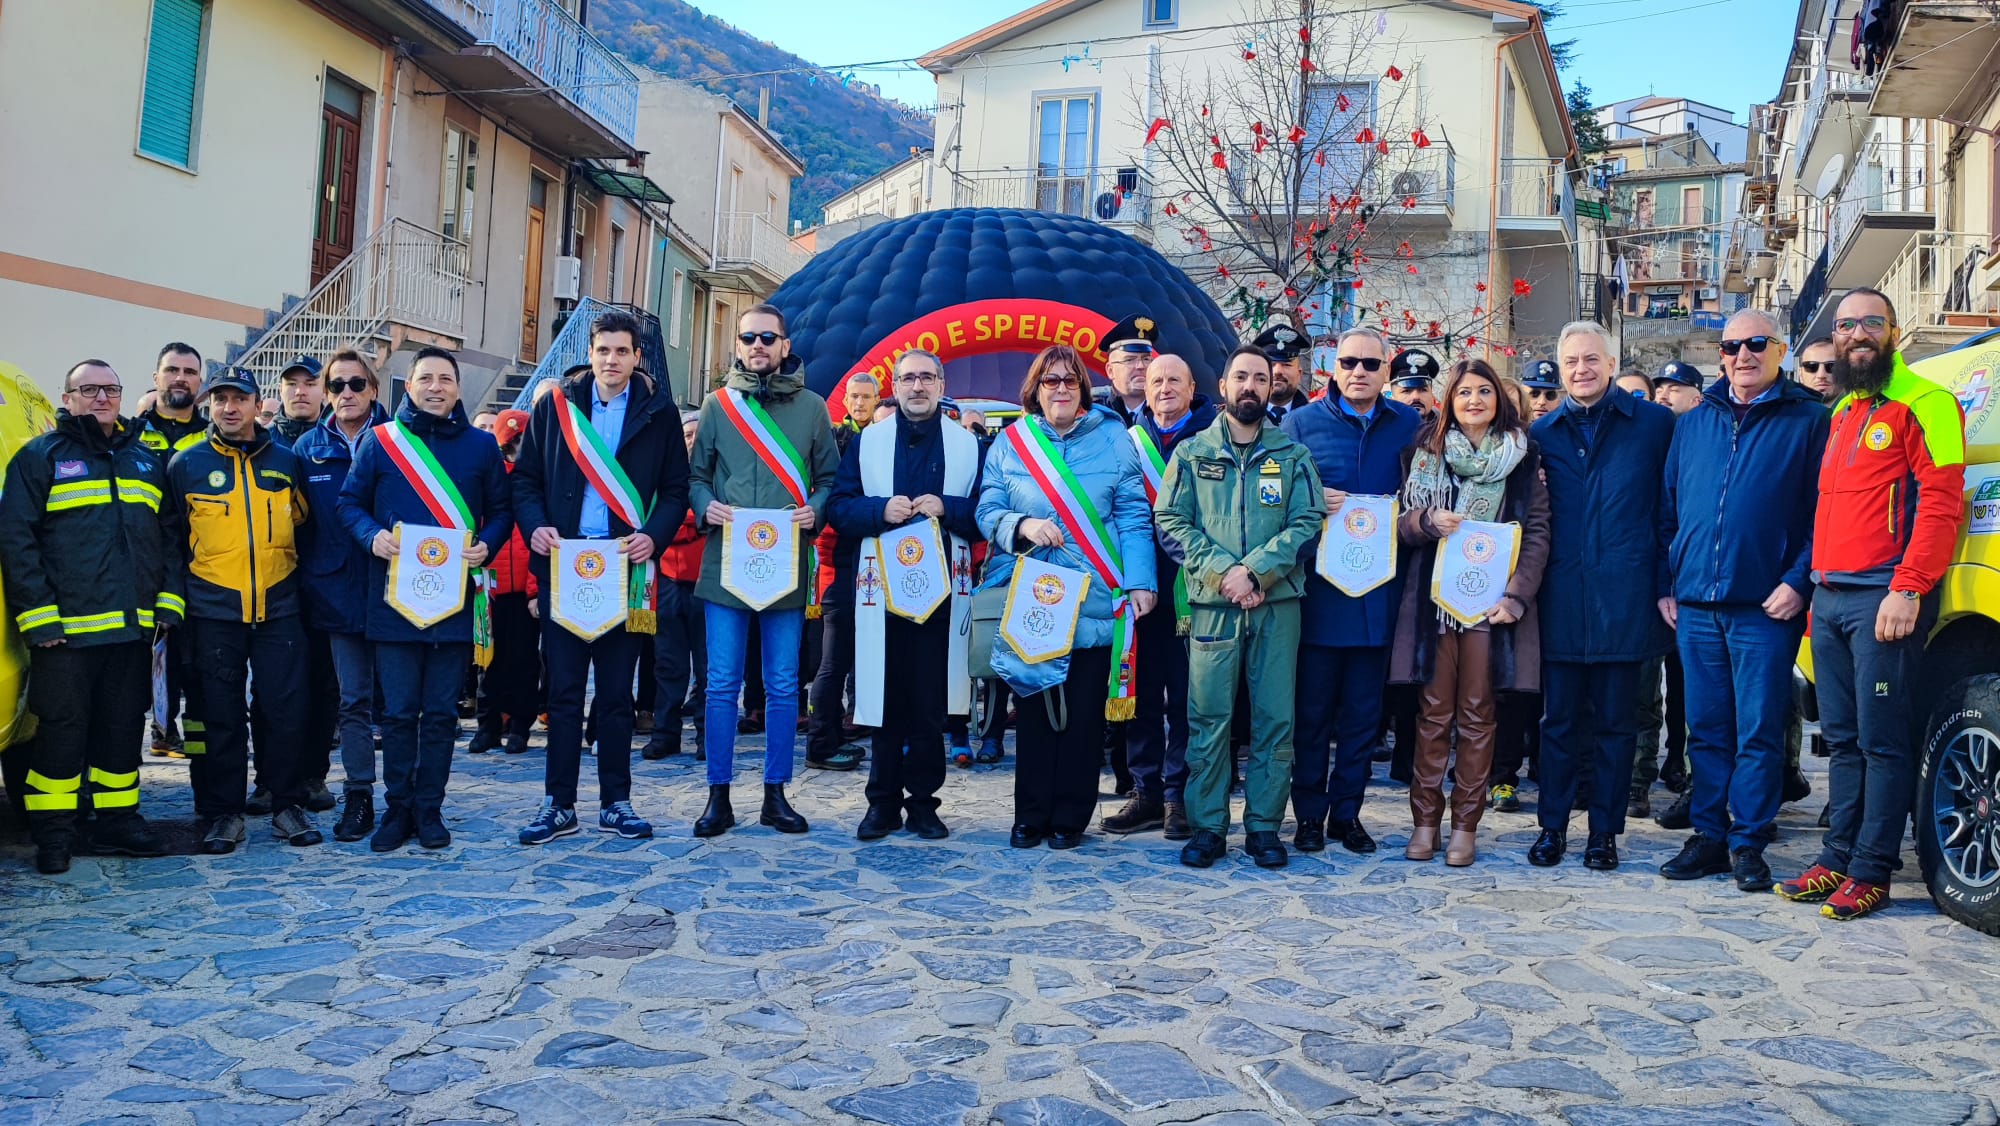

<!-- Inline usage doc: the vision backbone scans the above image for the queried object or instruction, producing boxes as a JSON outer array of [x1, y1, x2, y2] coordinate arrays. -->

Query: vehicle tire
[[1916, 675, 2000, 936]]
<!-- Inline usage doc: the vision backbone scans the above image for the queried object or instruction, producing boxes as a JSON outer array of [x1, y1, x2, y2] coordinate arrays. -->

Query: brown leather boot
[[1446, 827, 1477, 866], [1405, 825, 1439, 861]]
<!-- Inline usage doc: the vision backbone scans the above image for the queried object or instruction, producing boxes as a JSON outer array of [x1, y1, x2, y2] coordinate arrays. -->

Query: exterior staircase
[[228, 219, 471, 393], [496, 298, 670, 412]]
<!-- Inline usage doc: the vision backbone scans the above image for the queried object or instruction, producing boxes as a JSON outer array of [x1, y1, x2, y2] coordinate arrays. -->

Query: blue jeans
[[327, 632, 377, 793], [374, 641, 469, 811], [1678, 604, 1803, 851], [703, 602, 804, 786]]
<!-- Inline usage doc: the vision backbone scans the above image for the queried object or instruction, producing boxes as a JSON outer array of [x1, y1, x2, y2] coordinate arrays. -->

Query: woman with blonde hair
[[1389, 357, 1551, 865]]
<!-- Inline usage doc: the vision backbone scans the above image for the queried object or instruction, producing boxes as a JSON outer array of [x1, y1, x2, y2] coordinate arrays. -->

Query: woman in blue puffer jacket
[[977, 344, 1157, 852]]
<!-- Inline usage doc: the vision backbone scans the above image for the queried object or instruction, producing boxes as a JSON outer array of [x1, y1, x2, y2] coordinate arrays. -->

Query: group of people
[[2, 288, 1966, 920]]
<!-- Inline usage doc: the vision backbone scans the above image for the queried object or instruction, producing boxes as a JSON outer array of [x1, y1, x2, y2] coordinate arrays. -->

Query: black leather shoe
[[1047, 830, 1085, 850], [1009, 823, 1044, 849], [1101, 795, 1165, 834], [1732, 847, 1774, 893], [1293, 818, 1327, 853], [640, 735, 682, 760], [1162, 802, 1191, 841], [416, 807, 451, 850], [760, 784, 809, 834], [905, 806, 949, 840], [1329, 819, 1377, 854], [83, 816, 168, 858], [1781, 767, 1812, 804], [856, 804, 901, 840], [1582, 832, 1619, 870], [1180, 830, 1227, 869], [304, 779, 337, 812], [272, 805, 324, 847], [1655, 790, 1692, 831], [693, 785, 735, 838], [467, 724, 500, 754], [371, 804, 413, 853], [1246, 831, 1289, 869], [1660, 834, 1730, 880], [1528, 828, 1566, 867], [335, 791, 375, 842], [35, 843, 70, 874], [503, 731, 530, 755]]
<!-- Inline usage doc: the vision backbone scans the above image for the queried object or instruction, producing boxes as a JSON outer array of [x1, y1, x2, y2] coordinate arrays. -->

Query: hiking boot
[[1660, 834, 1730, 880], [1101, 795, 1165, 835], [149, 721, 185, 758], [202, 813, 247, 855], [35, 842, 71, 874], [1163, 802, 1191, 841], [1660, 755, 1688, 793], [1822, 878, 1890, 920], [467, 722, 501, 754], [272, 806, 323, 847], [1732, 848, 1773, 893], [805, 744, 864, 771], [598, 801, 654, 839], [1775, 864, 1845, 902], [371, 804, 414, 852], [304, 779, 337, 813], [416, 807, 451, 850], [504, 730, 530, 755], [1490, 782, 1521, 813], [974, 738, 1004, 765], [518, 799, 579, 845], [82, 815, 168, 858], [1180, 830, 1227, 869], [335, 791, 375, 842], [1627, 791, 1651, 819], [1655, 789, 1692, 831], [640, 732, 681, 760]]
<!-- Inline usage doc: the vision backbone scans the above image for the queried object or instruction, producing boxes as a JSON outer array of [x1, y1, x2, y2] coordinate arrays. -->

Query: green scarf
[[1402, 428, 1527, 522]]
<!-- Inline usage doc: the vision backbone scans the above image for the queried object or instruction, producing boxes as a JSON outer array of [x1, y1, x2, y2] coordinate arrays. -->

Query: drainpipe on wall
[[558, 163, 579, 334]]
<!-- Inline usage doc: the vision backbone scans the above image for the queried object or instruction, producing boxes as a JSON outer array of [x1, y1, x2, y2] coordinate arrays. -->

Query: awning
[[577, 165, 673, 206]]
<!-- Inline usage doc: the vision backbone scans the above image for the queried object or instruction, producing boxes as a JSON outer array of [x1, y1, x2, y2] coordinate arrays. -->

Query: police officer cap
[[1389, 349, 1438, 384], [1654, 360, 1703, 388], [1521, 358, 1560, 390], [1253, 322, 1307, 363], [202, 368, 259, 399], [1103, 313, 1159, 356]]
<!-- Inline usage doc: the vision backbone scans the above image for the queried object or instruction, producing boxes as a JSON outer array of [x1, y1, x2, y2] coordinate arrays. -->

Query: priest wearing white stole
[[825, 350, 982, 841]]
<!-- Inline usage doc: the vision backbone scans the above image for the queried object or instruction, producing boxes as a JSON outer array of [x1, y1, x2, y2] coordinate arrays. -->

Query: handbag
[[966, 583, 1007, 681]]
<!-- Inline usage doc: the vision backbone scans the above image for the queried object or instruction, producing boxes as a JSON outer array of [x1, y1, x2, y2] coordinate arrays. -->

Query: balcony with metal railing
[[949, 166, 1158, 234], [1826, 138, 1935, 290], [1201, 143, 1457, 231], [1870, 2, 2000, 121], [1497, 156, 1576, 244], [1795, 66, 1872, 195], [1880, 231, 2000, 360], [412, 0, 639, 157], [711, 212, 813, 290]]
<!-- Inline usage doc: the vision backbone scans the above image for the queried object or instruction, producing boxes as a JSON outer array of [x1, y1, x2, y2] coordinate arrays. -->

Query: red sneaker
[[1822, 878, 1890, 921], [1774, 864, 1845, 902]]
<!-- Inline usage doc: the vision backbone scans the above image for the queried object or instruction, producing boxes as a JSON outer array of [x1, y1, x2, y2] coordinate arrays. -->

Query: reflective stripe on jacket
[[165, 427, 309, 623]]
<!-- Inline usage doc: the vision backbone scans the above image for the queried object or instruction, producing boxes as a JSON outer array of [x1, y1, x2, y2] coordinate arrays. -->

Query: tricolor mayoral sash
[[853, 414, 979, 725], [375, 421, 489, 664], [1129, 424, 1190, 634], [715, 388, 818, 615], [554, 397, 657, 634]]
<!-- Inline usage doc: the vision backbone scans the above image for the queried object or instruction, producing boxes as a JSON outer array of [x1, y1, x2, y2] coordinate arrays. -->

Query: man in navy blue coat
[[1658, 310, 1829, 892], [1282, 327, 1423, 854], [338, 348, 512, 852], [1530, 321, 1676, 871]]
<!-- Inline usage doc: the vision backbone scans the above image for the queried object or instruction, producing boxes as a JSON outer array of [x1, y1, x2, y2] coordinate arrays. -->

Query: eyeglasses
[[1833, 315, 1890, 336], [1797, 360, 1831, 374], [737, 331, 786, 346], [1718, 336, 1774, 356], [895, 371, 941, 386], [1038, 374, 1082, 390], [71, 384, 123, 401], [1529, 389, 1562, 400], [1337, 356, 1384, 372], [326, 377, 371, 394]]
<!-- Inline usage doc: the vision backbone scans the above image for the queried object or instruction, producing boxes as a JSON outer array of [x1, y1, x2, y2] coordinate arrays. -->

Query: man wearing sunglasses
[[1281, 326, 1423, 855], [0, 360, 179, 873], [1651, 360, 1704, 416], [1529, 320, 1676, 873], [1776, 288, 1966, 919], [1520, 358, 1563, 422], [1657, 310, 1829, 894], [1793, 337, 1836, 401]]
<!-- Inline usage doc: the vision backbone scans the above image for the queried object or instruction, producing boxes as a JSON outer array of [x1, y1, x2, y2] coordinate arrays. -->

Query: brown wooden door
[[521, 202, 545, 361], [312, 103, 361, 285]]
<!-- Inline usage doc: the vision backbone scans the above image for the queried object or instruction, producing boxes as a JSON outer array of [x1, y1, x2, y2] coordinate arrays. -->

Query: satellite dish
[[1811, 152, 1847, 200]]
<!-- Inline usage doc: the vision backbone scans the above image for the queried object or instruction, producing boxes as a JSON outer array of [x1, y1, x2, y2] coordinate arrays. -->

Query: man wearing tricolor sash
[[512, 312, 692, 845], [826, 349, 982, 841], [1156, 345, 1324, 870], [1102, 353, 1215, 842], [337, 348, 512, 851], [687, 304, 842, 838]]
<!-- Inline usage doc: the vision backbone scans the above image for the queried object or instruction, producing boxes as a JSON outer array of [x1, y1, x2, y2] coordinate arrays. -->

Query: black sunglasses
[[738, 331, 786, 346], [1718, 336, 1774, 356], [326, 377, 371, 394], [1337, 356, 1384, 372], [1797, 360, 1831, 374]]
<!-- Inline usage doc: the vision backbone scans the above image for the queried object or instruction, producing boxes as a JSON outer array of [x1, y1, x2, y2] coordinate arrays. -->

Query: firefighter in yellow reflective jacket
[[0, 360, 183, 874], [162, 369, 320, 854]]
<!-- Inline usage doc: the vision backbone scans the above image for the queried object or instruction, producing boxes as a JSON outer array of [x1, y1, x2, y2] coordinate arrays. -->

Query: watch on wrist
[[1894, 589, 1919, 601]]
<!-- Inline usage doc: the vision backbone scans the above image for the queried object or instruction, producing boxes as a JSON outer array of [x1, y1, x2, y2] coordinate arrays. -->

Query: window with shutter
[[138, 0, 207, 169]]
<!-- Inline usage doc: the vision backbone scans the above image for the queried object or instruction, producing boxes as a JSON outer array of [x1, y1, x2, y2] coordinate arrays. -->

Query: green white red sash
[[1128, 425, 1190, 634], [554, 397, 657, 633], [374, 420, 493, 664], [1006, 419, 1137, 720], [716, 388, 819, 615]]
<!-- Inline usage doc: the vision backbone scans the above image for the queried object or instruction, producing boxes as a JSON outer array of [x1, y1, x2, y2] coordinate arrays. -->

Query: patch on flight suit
[[1195, 460, 1228, 480], [1258, 458, 1283, 505]]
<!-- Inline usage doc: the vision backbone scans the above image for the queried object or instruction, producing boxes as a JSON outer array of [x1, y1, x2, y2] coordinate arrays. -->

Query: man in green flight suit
[[1155, 343, 1324, 870]]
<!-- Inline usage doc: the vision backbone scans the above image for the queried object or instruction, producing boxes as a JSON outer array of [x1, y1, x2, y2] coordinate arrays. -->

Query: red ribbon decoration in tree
[[1411, 129, 1431, 148], [1212, 151, 1228, 170], [1288, 125, 1307, 144], [1244, 42, 1257, 60], [1513, 278, 1533, 296], [1217, 264, 1230, 278], [1465, 335, 1478, 346], [1351, 279, 1364, 289], [1376, 139, 1390, 155], [1145, 118, 1172, 145], [1336, 92, 1351, 112], [1428, 321, 1442, 338], [1397, 241, 1413, 257], [1255, 133, 1269, 154], [1299, 26, 1310, 43], [1314, 150, 1328, 167], [1284, 286, 1298, 298], [1355, 127, 1376, 144], [1386, 65, 1404, 80], [1163, 202, 1179, 217], [1402, 196, 1418, 209], [1407, 265, 1419, 274], [1475, 281, 1488, 293], [1301, 57, 1318, 74]]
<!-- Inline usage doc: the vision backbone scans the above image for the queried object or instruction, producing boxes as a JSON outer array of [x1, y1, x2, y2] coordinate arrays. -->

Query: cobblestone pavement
[[3, 725, 1998, 1126]]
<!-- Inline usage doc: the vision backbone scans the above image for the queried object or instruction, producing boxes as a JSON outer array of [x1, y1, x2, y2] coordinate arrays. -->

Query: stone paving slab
[[3, 726, 1999, 1125]]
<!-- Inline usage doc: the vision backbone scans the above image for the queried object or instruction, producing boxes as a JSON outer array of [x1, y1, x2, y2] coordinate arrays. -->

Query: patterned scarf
[[1402, 427, 1528, 522]]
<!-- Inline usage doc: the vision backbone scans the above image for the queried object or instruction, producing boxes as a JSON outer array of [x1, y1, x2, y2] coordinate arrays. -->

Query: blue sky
[[705, 0, 1797, 125]]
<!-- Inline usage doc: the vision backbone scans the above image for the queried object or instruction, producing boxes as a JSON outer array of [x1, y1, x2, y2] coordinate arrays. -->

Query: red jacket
[[660, 511, 705, 584], [1812, 355, 1966, 593], [491, 461, 534, 596]]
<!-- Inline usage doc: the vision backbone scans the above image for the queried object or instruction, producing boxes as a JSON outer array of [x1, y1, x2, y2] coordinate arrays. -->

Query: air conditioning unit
[[1390, 171, 1427, 197], [553, 256, 582, 301], [1698, 286, 1719, 300]]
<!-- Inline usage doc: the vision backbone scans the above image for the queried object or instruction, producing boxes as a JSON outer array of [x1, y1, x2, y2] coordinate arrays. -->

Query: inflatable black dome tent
[[770, 208, 1237, 419]]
